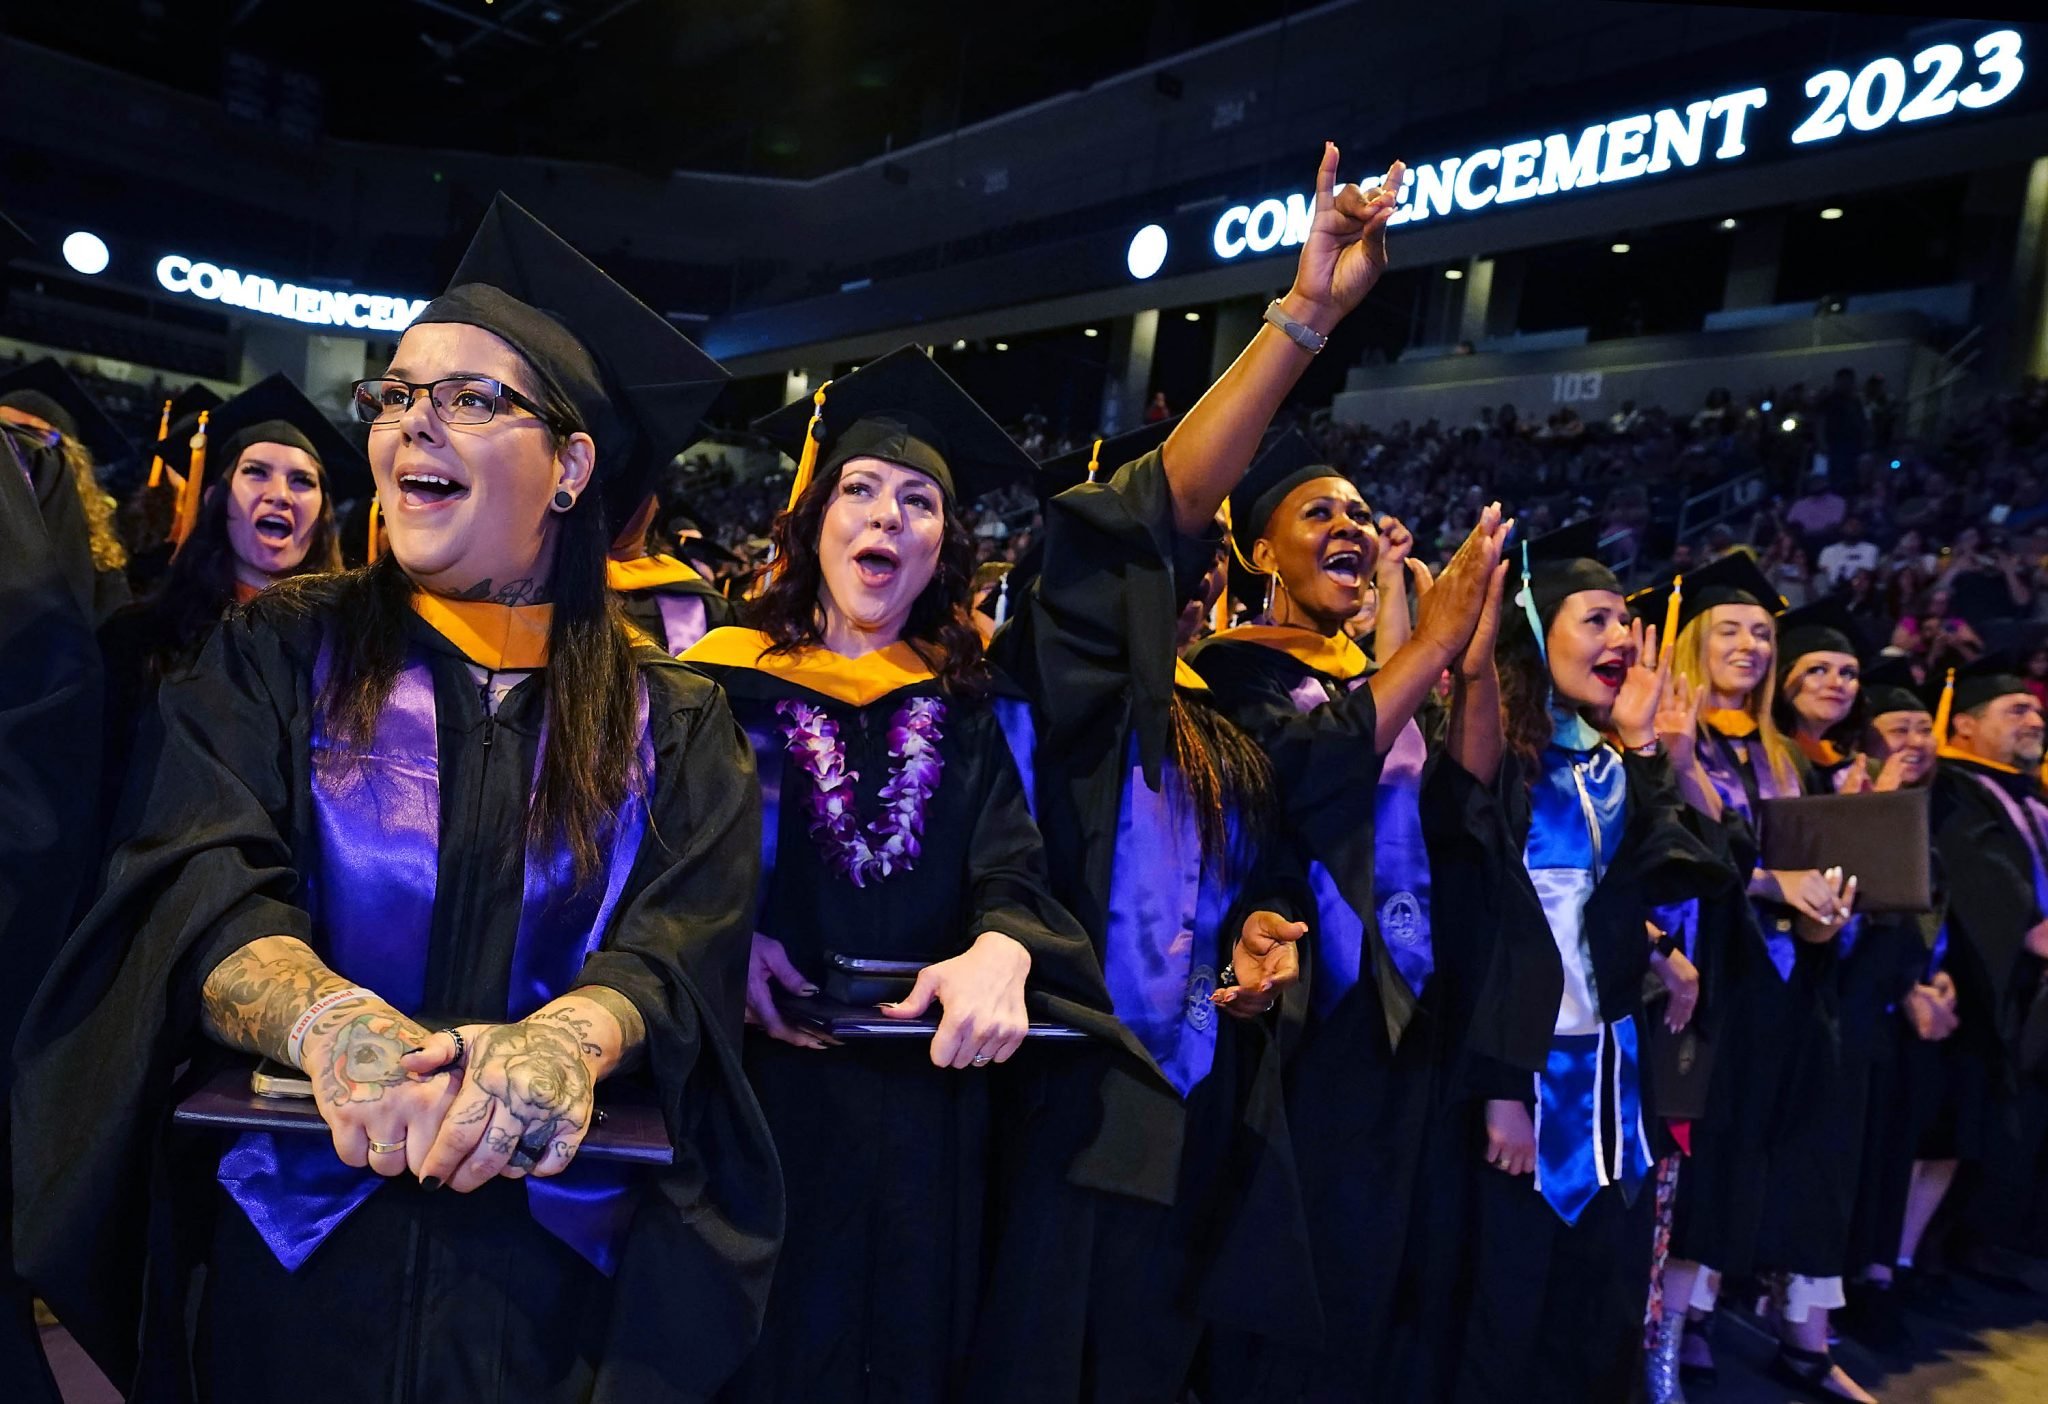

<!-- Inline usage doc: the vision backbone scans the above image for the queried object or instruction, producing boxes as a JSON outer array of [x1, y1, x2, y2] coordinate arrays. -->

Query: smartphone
[[250, 1059, 314, 1100], [826, 953, 929, 978]]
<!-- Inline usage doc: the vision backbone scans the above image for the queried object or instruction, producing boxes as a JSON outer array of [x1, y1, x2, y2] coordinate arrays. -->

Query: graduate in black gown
[[608, 489, 735, 654], [95, 374, 366, 836], [1773, 599, 1869, 792], [1924, 657, 2048, 1284], [0, 418, 104, 1404], [1634, 556, 1871, 1402], [1837, 663, 1957, 1354], [682, 346, 1176, 1403], [12, 195, 778, 1404], [1188, 433, 1517, 1397], [0, 356, 138, 622], [1438, 531, 1729, 1404], [975, 146, 1431, 1401]]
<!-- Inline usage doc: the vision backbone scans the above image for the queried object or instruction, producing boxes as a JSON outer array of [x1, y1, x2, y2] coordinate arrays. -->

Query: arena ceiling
[[4, 0, 1300, 178]]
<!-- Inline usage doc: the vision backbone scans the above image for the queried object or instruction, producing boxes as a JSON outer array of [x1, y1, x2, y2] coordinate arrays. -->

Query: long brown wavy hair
[[268, 364, 640, 886], [743, 458, 988, 695], [1496, 619, 1563, 778], [58, 435, 126, 572], [139, 451, 341, 678]]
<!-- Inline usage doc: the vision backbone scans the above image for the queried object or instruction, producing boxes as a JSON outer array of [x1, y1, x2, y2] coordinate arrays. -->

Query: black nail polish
[[402, 1046, 425, 1056], [420, 1176, 441, 1192]]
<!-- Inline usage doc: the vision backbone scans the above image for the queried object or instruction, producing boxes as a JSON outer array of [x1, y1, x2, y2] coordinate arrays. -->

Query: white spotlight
[[62, 231, 110, 276]]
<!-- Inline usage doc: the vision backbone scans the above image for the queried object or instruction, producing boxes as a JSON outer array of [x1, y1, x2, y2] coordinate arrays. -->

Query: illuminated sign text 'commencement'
[[156, 255, 428, 332]]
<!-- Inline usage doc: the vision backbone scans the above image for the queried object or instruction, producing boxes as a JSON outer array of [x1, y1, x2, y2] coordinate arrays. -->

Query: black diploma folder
[[772, 992, 1089, 1041], [172, 1066, 674, 1165], [1757, 787, 1932, 915]]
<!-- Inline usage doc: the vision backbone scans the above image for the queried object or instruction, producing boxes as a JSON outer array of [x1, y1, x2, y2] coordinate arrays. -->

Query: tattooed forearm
[[200, 936, 358, 1064], [550, 985, 647, 1074], [447, 576, 551, 606]]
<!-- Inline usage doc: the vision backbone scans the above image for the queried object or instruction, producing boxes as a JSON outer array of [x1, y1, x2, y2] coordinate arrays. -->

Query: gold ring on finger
[[367, 1137, 405, 1155]]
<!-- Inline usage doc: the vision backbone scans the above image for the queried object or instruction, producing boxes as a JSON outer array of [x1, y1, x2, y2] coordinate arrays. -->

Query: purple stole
[[654, 593, 711, 656], [1964, 770, 2048, 917], [1296, 671, 1434, 1018], [216, 650, 654, 1274], [1698, 726, 1801, 980], [1102, 733, 1234, 1097]]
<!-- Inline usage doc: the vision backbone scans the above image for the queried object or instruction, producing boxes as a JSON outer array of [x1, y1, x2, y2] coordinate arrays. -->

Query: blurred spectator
[[1816, 516, 1879, 588], [1760, 532, 1813, 608], [1144, 391, 1172, 424], [1820, 366, 1868, 485], [1786, 470, 1848, 537]]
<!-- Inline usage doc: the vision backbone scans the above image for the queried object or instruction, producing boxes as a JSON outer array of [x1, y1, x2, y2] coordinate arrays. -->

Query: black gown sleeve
[[576, 664, 763, 1141], [1933, 774, 2047, 1056], [11, 607, 315, 1380], [1033, 449, 1217, 772]]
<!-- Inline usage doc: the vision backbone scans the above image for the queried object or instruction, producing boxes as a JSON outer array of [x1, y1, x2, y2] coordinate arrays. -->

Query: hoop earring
[[551, 490, 574, 511]]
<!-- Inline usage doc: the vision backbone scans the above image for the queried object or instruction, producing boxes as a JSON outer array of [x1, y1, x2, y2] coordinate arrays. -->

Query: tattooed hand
[[405, 988, 642, 1192], [201, 937, 458, 1179]]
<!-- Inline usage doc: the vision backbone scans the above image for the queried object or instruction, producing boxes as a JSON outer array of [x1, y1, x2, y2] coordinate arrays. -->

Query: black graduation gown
[[1669, 728, 1849, 1281], [0, 427, 104, 1404], [980, 451, 1315, 1401], [687, 634, 1155, 1404], [11, 581, 780, 1404], [4, 422, 96, 624], [1187, 631, 1478, 1402], [1842, 899, 1944, 1275], [1928, 755, 2048, 1241], [1435, 744, 1732, 1404]]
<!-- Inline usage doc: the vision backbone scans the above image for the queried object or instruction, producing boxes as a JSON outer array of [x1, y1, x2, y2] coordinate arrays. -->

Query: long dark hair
[[271, 372, 639, 886], [743, 458, 988, 695], [1170, 690, 1275, 872], [1496, 621, 1559, 777], [142, 454, 342, 677]]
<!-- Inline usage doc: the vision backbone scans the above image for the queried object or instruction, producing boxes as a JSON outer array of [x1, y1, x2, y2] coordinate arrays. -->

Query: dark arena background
[[4, 3, 2048, 1401]]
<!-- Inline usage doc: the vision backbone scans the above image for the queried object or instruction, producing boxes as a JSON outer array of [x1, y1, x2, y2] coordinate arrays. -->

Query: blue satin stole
[[1524, 724, 1649, 1225]]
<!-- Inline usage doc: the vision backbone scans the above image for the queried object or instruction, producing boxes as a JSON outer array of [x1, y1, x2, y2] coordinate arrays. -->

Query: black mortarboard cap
[[208, 373, 373, 503], [1861, 654, 1929, 718], [1034, 417, 1180, 508], [1629, 550, 1784, 636], [1509, 518, 1623, 643], [1775, 597, 1860, 674], [0, 357, 136, 465], [1937, 651, 2033, 723], [753, 345, 1037, 505], [412, 194, 730, 527], [1226, 427, 1348, 545]]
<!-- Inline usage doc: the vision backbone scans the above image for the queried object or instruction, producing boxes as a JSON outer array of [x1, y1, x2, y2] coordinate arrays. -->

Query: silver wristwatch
[[1263, 300, 1328, 354]]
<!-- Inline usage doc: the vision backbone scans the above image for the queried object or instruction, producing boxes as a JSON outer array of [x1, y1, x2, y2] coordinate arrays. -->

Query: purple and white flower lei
[[776, 696, 947, 887]]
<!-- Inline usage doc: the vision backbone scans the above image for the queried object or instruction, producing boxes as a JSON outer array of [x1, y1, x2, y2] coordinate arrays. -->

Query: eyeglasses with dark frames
[[349, 376, 558, 431]]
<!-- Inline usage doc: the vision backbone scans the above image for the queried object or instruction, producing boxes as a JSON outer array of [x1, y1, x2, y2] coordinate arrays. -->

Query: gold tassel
[[1085, 437, 1104, 484], [1933, 666, 1956, 740], [784, 381, 832, 513], [169, 410, 209, 549], [145, 398, 171, 488], [1210, 587, 1230, 637], [365, 499, 382, 563], [1660, 574, 1682, 665]]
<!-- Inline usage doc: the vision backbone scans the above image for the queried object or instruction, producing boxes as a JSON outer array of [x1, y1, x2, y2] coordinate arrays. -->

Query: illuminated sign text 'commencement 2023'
[[1128, 28, 2028, 279]]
